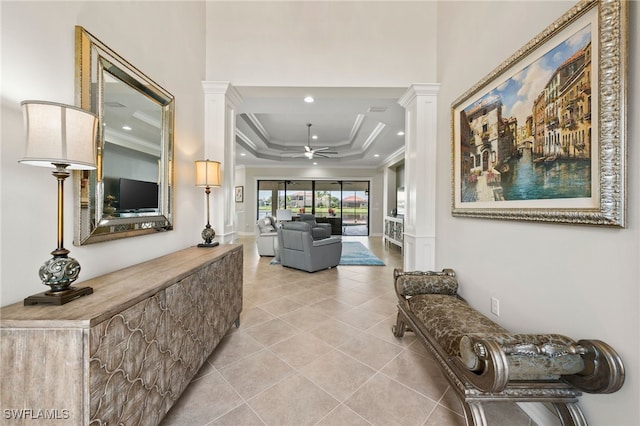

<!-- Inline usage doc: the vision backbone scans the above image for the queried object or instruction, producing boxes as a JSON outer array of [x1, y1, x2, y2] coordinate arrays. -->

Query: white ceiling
[[234, 87, 407, 168]]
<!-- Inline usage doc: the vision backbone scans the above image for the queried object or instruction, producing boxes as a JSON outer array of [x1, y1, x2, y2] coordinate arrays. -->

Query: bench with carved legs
[[392, 268, 625, 426]]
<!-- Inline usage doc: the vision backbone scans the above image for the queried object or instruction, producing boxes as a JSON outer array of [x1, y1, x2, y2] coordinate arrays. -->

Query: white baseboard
[[518, 402, 561, 426], [237, 231, 256, 236]]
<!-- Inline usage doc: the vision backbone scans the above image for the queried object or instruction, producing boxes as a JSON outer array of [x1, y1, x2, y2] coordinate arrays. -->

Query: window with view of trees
[[257, 180, 370, 236]]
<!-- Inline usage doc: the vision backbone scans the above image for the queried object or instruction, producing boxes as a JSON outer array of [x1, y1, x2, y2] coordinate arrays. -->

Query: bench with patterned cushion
[[392, 268, 625, 426]]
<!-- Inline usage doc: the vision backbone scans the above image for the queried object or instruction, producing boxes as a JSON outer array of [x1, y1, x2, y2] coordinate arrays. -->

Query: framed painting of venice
[[451, 0, 627, 227]]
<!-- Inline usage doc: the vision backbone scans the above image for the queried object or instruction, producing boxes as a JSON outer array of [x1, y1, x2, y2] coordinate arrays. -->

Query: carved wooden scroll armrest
[[452, 338, 510, 393], [562, 339, 625, 394], [393, 268, 458, 301], [454, 333, 590, 393]]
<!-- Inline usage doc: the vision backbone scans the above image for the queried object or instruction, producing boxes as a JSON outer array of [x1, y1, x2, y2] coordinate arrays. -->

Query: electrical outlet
[[491, 297, 500, 316]]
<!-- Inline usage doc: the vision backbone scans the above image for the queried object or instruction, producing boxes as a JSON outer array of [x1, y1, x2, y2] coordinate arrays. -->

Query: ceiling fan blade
[[314, 147, 330, 151], [281, 152, 306, 158], [305, 145, 312, 152]]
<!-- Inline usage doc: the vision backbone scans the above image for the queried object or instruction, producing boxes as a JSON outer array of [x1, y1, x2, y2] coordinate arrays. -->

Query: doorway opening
[[257, 179, 370, 236]]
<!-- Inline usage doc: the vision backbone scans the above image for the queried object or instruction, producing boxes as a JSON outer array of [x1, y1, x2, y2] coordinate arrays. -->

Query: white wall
[[0, 1, 207, 305], [205, 1, 437, 85], [436, 2, 639, 425], [234, 165, 247, 235]]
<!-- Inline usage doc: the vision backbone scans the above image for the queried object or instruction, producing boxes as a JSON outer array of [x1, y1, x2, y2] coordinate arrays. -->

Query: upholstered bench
[[392, 268, 625, 426]]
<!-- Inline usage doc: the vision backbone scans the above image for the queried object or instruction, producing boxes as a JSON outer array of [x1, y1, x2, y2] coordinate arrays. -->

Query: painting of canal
[[457, 24, 593, 204]]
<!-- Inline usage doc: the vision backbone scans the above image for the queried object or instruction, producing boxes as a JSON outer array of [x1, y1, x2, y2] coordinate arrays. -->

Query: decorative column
[[398, 84, 439, 271], [202, 81, 243, 243]]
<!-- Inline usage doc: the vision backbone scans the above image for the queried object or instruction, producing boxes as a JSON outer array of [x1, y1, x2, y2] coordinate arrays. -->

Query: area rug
[[270, 241, 385, 266], [339, 241, 385, 265]]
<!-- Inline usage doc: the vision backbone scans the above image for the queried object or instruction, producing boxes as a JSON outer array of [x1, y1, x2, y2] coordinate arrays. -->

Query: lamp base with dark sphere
[[23, 253, 93, 305], [198, 225, 219, 248]]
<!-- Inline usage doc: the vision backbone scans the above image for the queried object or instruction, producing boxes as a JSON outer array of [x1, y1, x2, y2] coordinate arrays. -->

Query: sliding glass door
[[285, 180, 313, 215], [341, 181, 369, 236], [257, 180, 370, 235], [314, 181, 342, 235], [257, 181, 277, 219]]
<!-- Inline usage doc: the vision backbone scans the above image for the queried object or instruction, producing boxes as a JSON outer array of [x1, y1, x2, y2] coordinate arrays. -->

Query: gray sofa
[[256, 216, 278, 256], [277, 221, 342, 272]]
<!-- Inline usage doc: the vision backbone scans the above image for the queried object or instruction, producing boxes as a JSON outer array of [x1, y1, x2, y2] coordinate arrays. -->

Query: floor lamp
[[195, 159, 221, 247], [19, 101, 98, 305]]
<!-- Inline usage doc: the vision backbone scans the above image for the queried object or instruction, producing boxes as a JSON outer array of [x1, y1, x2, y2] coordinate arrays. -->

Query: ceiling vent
[[367, 106, 387, 113]]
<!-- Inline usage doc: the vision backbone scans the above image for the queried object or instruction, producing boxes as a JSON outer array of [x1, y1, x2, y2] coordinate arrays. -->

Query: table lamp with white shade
[[19, 100, 98, 305], [195, 159, 221, 247]]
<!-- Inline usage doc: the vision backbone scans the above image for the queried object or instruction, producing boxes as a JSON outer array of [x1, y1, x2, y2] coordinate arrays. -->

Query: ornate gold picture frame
[[451, 0, 626, 227]]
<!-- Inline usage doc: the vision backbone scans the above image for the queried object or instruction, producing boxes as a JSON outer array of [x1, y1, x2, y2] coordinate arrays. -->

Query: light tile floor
[[161, 236, 536, 426]]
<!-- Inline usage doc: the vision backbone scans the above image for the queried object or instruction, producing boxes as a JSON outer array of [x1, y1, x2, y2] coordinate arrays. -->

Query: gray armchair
[[277, 222, 342, 272], [256, 216, 278, 256], [298, 213, 332, 239]]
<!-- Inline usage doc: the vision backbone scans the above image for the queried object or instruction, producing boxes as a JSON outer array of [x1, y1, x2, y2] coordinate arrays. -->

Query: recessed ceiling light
[[313, 162, 318, 165], [312, 135, 318, 140], [304, 96, 315, 103], [122, 125, 132, 131], [240, 153, 246, 156], [374, 154, 380, 158], [397, 131, 405, 136]]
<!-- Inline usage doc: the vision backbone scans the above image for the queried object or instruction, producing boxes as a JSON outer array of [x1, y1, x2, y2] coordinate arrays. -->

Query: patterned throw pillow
[[398, 274, 458, 296]]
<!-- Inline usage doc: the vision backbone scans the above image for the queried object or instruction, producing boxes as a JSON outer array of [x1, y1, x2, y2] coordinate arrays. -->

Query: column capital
[[398, 83, 440, 107], [202, 81, 243, 108]]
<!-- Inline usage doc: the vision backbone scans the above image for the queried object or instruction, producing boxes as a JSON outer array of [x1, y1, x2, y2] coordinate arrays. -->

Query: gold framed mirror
[[74, 26, 175, 245]]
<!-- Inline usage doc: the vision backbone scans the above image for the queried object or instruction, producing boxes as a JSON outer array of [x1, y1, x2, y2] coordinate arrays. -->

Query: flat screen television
[[119, 178, 159, 211]]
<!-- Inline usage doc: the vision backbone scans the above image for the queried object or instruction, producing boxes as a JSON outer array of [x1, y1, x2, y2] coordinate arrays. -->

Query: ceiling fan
[[298, 123, 338, 159]]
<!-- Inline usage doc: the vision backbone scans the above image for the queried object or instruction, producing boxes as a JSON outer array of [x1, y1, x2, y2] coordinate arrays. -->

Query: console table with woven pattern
[[383, 215, 403, 251], [0, 244, 243, 425]]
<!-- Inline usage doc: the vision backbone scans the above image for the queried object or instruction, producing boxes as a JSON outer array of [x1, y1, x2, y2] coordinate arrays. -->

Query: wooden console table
[[0, 244, 243, 425]]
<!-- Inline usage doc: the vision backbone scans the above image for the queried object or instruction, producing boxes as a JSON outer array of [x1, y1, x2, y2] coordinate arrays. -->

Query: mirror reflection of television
[[119, 178, 158, 211], [396, 187, 405, 216]]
